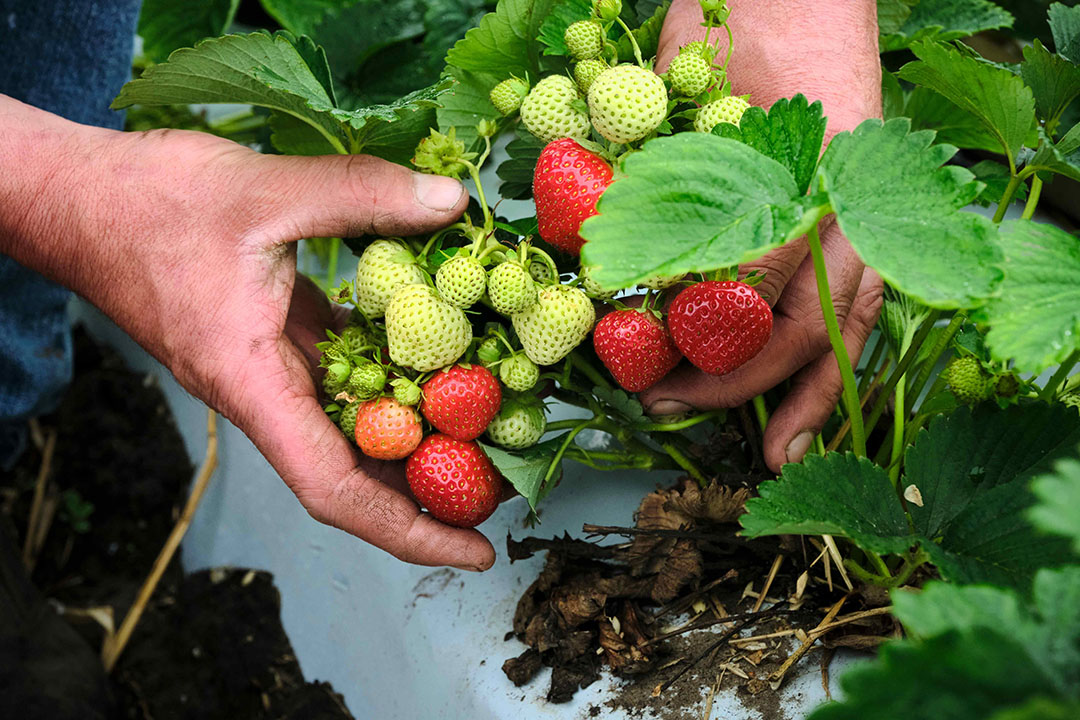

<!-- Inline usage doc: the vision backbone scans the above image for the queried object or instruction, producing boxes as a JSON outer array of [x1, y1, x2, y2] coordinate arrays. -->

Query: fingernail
[[414, 173, 465, 211], [453, 563, 484, 573], [785, 431, 815, 464], [649, 400, 693, 415]]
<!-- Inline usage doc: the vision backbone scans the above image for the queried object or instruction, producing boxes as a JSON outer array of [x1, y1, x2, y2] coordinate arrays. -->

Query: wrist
[[0, 95, 115, 287]]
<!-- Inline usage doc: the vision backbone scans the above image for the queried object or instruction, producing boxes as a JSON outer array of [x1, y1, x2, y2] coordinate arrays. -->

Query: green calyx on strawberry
[[499, 353, 540, 392], [520, 75, 591, 143], [565, 20, 604, 61], [534, 138, 613, 256], [476, 335, 505, 367], [588, 64, 668, 145], [385, 284, 472, 372], [347, 361, 387, 400], [420, 364, 502, 442], [942, 355, 995, 405], [355, 239, 426, 319], [594, 304, 683, 392], [513, 284, 596, 366], [322, 361, 352, 395], [436, 254, 487, 308], [667, 52, 713, 98], [406, 434, 502, 528], [574, 58, 609, 94], [667, 280, 772, 375], [390, 377, 422, 406], [411, 128, 477, 179], [486, 399, 546, 449], [698, 0, 731, 24], [488, 260, 537, 315], [694, 95, 751, 133], [678, 41, 718, 61], [490, 76, 530, 116]]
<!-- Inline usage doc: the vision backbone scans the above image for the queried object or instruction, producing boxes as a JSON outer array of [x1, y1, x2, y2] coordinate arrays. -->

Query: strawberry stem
[[1039, 349, 1079, 401], [660, 442, 708, 487], [461, 159, 493, 232], [614, 16, 645, 67], [751, 395, 768, 434], [1021, 174, 1043, 220], [807, 223, 866, 457]]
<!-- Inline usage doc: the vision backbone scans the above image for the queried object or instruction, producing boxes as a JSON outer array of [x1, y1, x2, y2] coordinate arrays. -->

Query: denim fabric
[[0, 0, 142, 468]]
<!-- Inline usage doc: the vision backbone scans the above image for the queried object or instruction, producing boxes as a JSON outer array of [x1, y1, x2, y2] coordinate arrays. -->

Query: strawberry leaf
[[137, 0, 240, 64], [979, 219, 1080, 373], [1021, 39, 1080, 131], [898, 41, 1035, 169], [615, 1, 669, 64], [445, 0, 559, 79], [1049, 2, 1080, 64], [496, 126, 546, 199], [580, 133, 808, 288], [482, 436, 565, 512], [1025, 123, 1080, 182], [742, 405, 1080, 590], [712, 94, 827, 195], [260, 0, 356, 36], [1028, 451, 1080, 556], [879, 0, 1014, 52], [817, 117, 1001, 309], [113, 32, 349, 150], [741, 453, 913, 555], [436, 67, 504, 150], [904, 86, 1003, 154]]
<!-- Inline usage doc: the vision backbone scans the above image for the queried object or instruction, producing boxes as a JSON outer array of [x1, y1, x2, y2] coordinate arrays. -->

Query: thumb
[[249, 153, 469, 243]]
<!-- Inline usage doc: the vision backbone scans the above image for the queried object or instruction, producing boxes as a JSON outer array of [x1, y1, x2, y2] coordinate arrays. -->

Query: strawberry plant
[[119, 0, 1080, 716]]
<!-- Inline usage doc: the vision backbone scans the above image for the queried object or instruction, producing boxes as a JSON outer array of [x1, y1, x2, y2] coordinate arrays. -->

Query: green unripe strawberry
[[588, 64, 668, 144], [486, 402, 546, 449], [594, 0, 621, 22], [391, 377, 422, 406], [565, 20, 604, 60], [580, 268, 618, 299], [338, 401, 361, 441], [323, 361, 351, 396], [668, 52, 712, 97], [436, 255, 487, 308], [679, 41, 716, 60], [488, 262, 536, 315], [512, 285, 595, 366], [355, 239, 426, 318], [694, 96, 751, 133], [385, 285, 472, 372], [499, 354, 540, 392], [347, 362, 387, 400], [339, 325, 373, 356], [490, 76, 530, 116], [476, 336, 504, 367], [640, 274, 682, 291], [942, 355, 994, 405], [574, 58, 608, 94], [520, 75, 591, 143]]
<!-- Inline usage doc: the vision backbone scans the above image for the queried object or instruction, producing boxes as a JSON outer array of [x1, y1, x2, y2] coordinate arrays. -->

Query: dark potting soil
[[0, 326, 353, 720]]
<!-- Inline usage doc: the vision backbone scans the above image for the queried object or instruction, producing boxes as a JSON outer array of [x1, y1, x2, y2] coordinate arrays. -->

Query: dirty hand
[[644, 0, 885, 472], [0, 94, 495, 571]]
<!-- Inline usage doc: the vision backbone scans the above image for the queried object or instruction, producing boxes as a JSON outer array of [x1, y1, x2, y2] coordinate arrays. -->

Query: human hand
[[0, 95, 495, 571], [645, 0, 885, 472]]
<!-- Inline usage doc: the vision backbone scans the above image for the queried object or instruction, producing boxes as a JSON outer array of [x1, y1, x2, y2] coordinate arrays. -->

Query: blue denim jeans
[[0, 0, 142, 468]]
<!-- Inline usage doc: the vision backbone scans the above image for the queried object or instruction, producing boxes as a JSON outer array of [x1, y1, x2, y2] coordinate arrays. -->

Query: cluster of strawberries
[[320, 0, 773, 529]]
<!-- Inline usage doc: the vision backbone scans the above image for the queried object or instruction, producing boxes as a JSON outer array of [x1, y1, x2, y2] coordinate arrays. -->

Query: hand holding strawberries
[[642, 0, 885, 472]]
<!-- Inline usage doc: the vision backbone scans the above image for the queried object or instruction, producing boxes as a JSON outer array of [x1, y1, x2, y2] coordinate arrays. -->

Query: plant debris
[[502, 477, 897, 716]]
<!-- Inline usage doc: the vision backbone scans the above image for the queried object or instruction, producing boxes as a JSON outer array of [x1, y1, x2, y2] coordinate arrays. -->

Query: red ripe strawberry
[[593, 309, 682, 392], [534, 138, 613, 256], [406, 434, 502, 528], [354, 396, 423, 460], [667, 281, 772, 375], [420, 364, 502, 441]]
